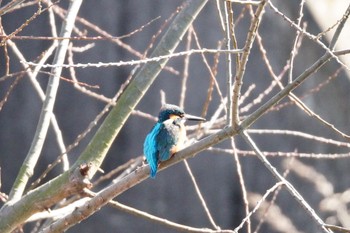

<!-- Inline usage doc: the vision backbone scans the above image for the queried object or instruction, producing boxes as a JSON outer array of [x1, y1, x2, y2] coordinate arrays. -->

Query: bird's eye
[[172, 118, 181, 126]]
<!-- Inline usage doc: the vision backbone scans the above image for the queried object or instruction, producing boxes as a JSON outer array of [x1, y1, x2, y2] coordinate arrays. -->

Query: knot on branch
[[70, 163, 93, 190]]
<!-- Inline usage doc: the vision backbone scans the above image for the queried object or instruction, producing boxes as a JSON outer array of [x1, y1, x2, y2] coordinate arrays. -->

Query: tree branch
[[40, 125, 235, 232], [240, 50, 348, 130], [8, 0, 83, 203], [240, 131, 331, 233], [0, 165, 91, 233], [232, 1, 266, 126]]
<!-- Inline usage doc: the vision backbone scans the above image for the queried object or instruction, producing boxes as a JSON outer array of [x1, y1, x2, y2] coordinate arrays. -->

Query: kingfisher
[[143, 104, 205, 178]]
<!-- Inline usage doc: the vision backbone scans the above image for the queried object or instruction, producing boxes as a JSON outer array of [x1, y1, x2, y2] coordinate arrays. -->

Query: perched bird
[[143, 104, 205, 178]]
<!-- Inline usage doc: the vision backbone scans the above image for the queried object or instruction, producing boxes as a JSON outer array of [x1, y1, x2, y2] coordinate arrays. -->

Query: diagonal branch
[[7, 0, 83, 203], [240, 49, 350, 130], [231, 138, 251, 233], [183, 160, 219, 229], [222, 0, 234, 125], [39, 125, 235, 233], [232, 1, 267, 126], [268, 1, 350, 71], [108, 200, 233, 233], [328, 3, 350, 50], [0, 0, 26, 15], [240, 131, 331, 233]]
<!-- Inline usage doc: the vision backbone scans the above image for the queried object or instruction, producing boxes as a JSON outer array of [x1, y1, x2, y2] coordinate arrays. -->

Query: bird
[[143, 104, 205, 178]]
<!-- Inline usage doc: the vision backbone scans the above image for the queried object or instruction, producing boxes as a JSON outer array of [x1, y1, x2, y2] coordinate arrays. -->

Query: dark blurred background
[[1, 0, 350, 232]]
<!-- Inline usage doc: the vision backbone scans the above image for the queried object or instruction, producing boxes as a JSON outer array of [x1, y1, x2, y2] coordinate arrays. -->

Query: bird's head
[[158, 104, 205, 123]]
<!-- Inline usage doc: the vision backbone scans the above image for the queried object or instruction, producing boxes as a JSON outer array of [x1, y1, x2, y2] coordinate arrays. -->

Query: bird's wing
[[143, 123, 162, 178]]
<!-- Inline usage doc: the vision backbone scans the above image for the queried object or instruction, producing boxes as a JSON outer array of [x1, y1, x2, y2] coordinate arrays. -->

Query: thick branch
[[40, 126, 235, 233], [0, 166, 91, 233]]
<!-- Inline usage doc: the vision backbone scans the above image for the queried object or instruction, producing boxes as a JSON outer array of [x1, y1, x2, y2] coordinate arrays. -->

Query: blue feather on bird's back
[[143, 123, 162, 178]]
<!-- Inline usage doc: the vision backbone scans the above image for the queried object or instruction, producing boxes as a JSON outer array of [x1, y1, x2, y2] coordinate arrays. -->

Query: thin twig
[[179, 26, 193, 109], [232, 0, 267, 126], [248, 129, 350, 147], [222, 0, 233, 125], [191, 30, 226, 112], [268, 1, 350, 71], [92, 157, 142, 187], [47, 1, 179, 75], [255, 27, 350, 140], [0, 0, 26, 15], [229, 2, 241, 122], [215, 0, 225, 31], [24, 48, 243, 69], [85, 190, 234, 233], [328, 3, 350, 50], [240, 130, 331, 233], [240, 49, 350, 130], [1, 1, 56, 46], [208, 147, 350, 159], [200, 40, 222, 128], [325, 224, 350, 233], [238, 84, 255, 107], [283, 159, 333, 197], [253, 160, 293, 233], [0, 74, 23, 111], [183, 160, 219, 230], [142, 8, 180, 58], [234, 182, 284, 232], [67, 43, 112, 103], [231, 139, 251, 233], [0, 19, 161, 42], [226, 0, 261, 5], [47, 0, 70, 171], [0, 21, 10, 75], [288, 0, 305, 83]]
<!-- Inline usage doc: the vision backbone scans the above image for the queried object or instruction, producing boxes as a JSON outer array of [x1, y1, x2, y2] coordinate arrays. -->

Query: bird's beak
[[184, 114, 206, 122]]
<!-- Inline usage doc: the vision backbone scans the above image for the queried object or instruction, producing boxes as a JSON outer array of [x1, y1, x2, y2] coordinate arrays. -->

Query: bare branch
[[0, 0, 26, 15], [183, 160, 219, 229], [234, 182, 284, 232], [24, 48, 243, 69], [7, 0, 83, 203], [231, 139, 251, 233], [232, 1, 267, 126], [240, 130, 331, 233], [240, 49, 350, 130]]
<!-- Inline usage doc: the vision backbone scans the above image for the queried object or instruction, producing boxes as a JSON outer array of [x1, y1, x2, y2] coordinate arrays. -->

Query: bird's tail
[[149, 159, 158, 178]]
